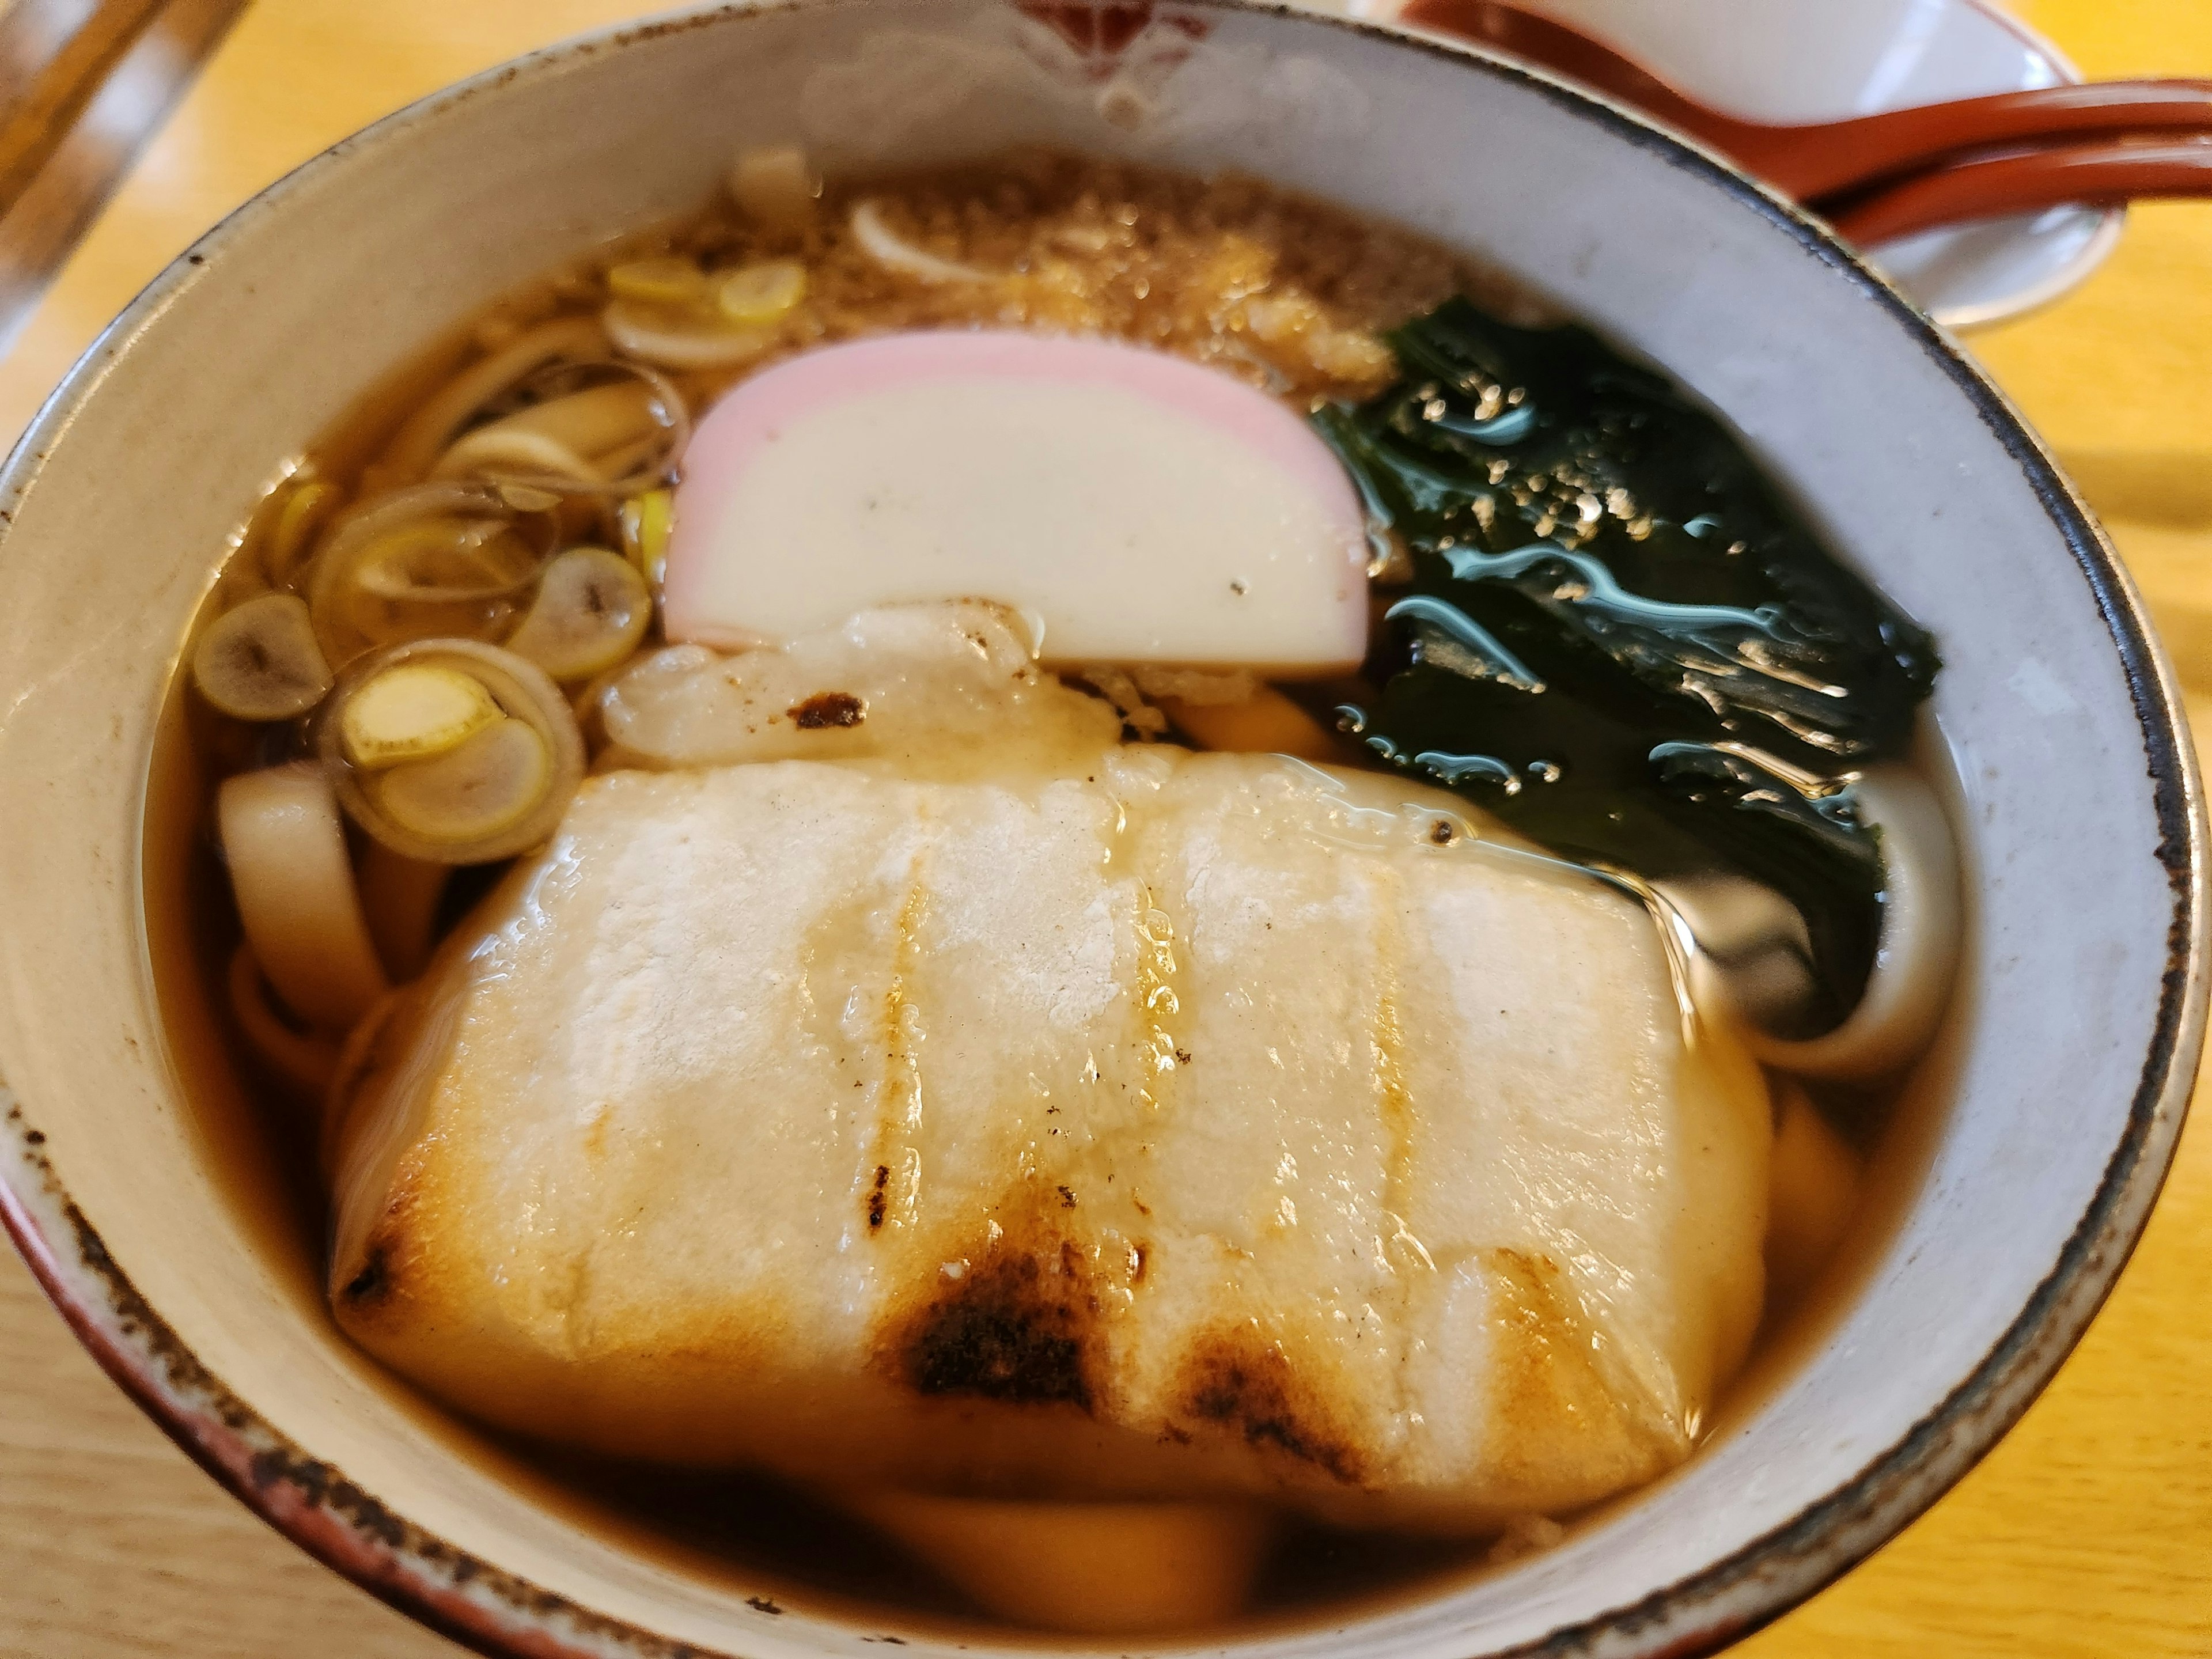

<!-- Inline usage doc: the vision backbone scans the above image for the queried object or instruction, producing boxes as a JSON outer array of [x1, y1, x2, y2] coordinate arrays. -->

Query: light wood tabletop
[[2, 2, 2209, 1655]]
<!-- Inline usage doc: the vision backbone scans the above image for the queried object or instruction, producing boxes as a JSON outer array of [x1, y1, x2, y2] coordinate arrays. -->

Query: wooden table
[[2, 2, 2207, 1654]]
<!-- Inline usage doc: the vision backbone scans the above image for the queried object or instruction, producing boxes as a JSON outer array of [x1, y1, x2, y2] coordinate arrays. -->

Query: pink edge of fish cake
[[662, 329, 1370, 671]]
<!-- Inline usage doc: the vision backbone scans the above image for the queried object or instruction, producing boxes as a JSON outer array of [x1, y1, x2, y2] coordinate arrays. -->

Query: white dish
[[1327, 0, 2121, 327]]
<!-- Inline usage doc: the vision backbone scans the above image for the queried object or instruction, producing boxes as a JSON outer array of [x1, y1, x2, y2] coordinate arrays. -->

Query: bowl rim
[[0, 2, 2199, 1656]]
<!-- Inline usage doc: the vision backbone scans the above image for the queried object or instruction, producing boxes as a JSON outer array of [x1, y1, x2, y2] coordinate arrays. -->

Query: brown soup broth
[[145, 151, 1956, 1630]]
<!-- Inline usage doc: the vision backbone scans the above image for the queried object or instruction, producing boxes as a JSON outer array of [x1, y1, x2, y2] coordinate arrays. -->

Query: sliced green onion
[[620, 488, 674, 588], [320, 637, 585, 864], [717, 259, 808, 325], [305, 480, 554, 669], [340, 662, 504, 770], [264, 480, 340, 586], [602, 298, 779, 371], [372, 718, 551, 847], [193, 592, 334, 722], [504, 548, 652, 682], [607, 256, 710, 305]]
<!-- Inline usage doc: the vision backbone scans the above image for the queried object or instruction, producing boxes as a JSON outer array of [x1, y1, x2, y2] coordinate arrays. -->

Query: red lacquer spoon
[[1832, 138, 2212, 244], [1399, 0, 2212, 224]]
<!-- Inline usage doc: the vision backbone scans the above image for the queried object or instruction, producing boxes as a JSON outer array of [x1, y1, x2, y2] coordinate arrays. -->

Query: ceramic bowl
[[0, 3, 2198, 1656], [1328, 0, 2120, 328]]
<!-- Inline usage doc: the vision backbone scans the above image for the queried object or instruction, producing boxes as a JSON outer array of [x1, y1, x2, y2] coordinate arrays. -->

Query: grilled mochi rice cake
[[328, 603, 1770, 1532]]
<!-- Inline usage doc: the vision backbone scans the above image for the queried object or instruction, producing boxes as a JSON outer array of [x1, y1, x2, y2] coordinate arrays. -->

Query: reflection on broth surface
[[149, 149, 1959, 1635]]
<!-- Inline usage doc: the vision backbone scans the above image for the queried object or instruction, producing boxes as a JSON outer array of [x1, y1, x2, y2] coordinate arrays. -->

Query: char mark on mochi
[[340, 1240, 396, 1312], [788, 691, 865, 729], [1177, 1331, 1365, 1484], [337, 1187, 425, 1320], [884, 1213, 1104, 1410], [342, 1245, 391, 1306], [867, 1164, 891, 1232]]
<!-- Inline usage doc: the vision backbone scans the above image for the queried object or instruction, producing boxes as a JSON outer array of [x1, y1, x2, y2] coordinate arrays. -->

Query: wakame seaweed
[[1315, 298, 1940, 1031]]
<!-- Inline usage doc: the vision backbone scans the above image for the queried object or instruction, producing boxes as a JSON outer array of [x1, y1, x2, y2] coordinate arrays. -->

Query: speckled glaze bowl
[[0, 3, 2199, 1657]]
